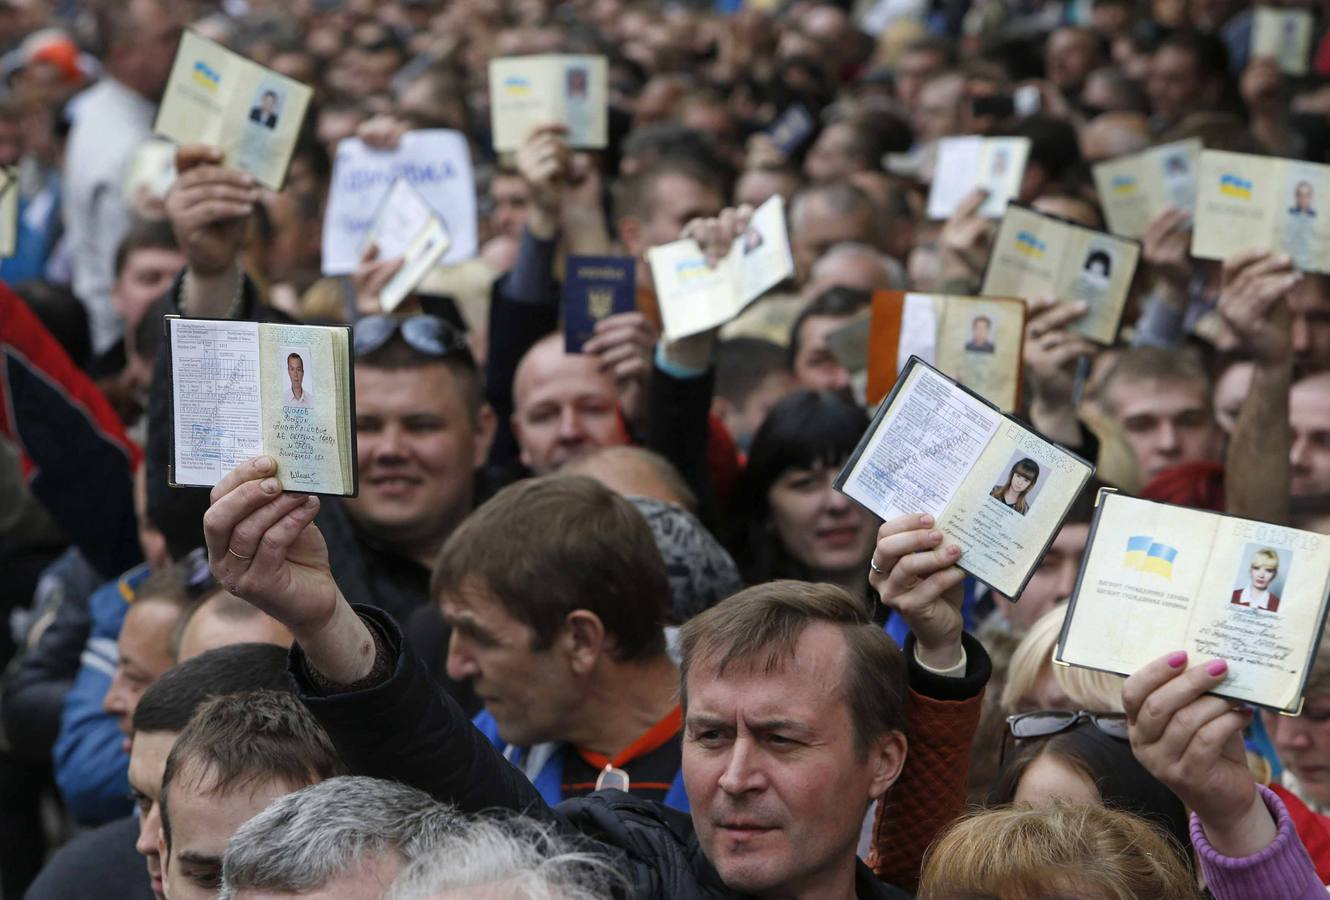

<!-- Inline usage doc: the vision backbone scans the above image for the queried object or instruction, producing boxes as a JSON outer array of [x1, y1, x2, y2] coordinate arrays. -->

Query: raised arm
[[201, 458, 552, 817], [1124, 652, 1323, 900], [1217, 249, 1299, 525]]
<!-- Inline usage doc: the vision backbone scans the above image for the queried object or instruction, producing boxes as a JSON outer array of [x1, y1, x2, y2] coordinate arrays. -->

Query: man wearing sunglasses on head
[[142, 146, 492, 709]]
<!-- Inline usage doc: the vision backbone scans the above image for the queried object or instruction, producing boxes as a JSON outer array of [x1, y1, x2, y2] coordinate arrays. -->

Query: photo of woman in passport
[[990, 457, 1040, 515], [1231, 547, 1283, 613]]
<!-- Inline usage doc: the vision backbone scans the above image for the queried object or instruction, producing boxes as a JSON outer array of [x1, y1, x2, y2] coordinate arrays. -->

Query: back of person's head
[[387, 815, 626, 900], [174, 590, 293, 661], [433, 475, 671, 662], [1010, 115, 1082, 186], [824, 108, 913, 167], [132, 643, 293, 735], [613, 150, 733, 223], [680, 580, 907, 756], [160, 690, 342, 850], [625, 495, 743, 625], [918, 803, 1200, 899], [789, 179, 878, 238], [732, 390, 869, 582], [1157, 28, 1229, 82], [561, 445, 698, 513], [989, 724, 1190, 856], [788, 286, 872, 365], [219, 777, 459, 899], [1000, 606, 1125, 714], [13, 280, 92, 369]]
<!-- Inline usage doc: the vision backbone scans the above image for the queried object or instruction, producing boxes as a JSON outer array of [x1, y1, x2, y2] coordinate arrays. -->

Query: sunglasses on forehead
[[352, 315, 474, 365], [1000, 710, 1130, 765]]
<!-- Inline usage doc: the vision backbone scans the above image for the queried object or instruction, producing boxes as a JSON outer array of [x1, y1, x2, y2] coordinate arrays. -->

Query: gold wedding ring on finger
[[227, 546, 252, 561]]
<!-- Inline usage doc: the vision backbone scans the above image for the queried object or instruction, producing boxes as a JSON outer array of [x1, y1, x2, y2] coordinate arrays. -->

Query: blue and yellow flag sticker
[[1110, 176, 1137, 195], [1124, 536, 1178, 579], [1015, 231, 1047, 257], [503, 76, 533, 96], [191, 60, 221, 91]]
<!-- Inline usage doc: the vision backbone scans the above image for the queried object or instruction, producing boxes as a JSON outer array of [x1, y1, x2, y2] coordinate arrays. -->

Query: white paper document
[[364, 178, 452, 312]]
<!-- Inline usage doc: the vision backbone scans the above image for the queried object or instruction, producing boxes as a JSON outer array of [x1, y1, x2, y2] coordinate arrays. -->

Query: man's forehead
[[516, 345, 614, 405], [686, 624, 850, 702], [1292, 376, 1330, 423], [129, 730, 178, 785], [1110, 376, 1206, 412], [355, 365, 464, 413]]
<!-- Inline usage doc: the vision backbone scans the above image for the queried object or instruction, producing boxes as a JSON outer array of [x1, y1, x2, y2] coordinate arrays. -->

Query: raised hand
[[1123, 652, 1273, 858], [870, 513, 966, 669], [203, 457, 375, 683], [515, 124, 570, 240], [938, 189, 995, 283], [166, 144, 259, 277], [1216, 249, 1299, 365], [583, 311, 658, 428], [679, 204, 754, 265], [351, 243, 406, 317], [1141, 206, 1193, 293]]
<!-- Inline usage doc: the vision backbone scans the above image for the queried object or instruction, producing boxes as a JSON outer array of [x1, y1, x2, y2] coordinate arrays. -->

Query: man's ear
[[157, 834, 170, 876], [868, 730, 908, 801], [561, 610, 608, 676], [617, 215, 644, 259], [511, 412, 532, 471], [472, 403, 498, 469]]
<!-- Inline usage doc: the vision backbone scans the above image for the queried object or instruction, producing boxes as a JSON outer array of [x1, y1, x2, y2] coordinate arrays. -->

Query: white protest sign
[[322, 130, 477, 275]]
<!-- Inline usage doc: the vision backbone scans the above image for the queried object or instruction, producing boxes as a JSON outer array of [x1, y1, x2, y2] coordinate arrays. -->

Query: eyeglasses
[[1007, 710, 1130, 741], [353, 315, 474, 366]]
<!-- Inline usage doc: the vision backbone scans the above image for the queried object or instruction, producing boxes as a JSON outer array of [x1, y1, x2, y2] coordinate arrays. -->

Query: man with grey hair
[[806, 242, 906, 298], [788, 181, 880, 286], [219, 776, 459, 899], [387, 815, 624, 900]]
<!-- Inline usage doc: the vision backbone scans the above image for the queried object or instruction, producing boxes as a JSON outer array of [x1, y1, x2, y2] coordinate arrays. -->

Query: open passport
[[167, 317, 357, 496], [836, 358, 1094, 598], [1057, 491, 1330, 713]]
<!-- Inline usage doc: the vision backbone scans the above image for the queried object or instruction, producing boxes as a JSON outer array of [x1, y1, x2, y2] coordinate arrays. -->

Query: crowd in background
[[2, 0, 1330, 897]]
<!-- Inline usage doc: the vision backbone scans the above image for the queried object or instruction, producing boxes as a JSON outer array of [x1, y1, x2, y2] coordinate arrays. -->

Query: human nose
[[102, 672, 128, 716], [717, 737, 767, 796], [1291, 433, 1312, 469], [445, 631, 480, 682], [1274, 718, 1314, 752], [136, 804, 162, 858], [1056, 560, 1079, 601], [371, 423, 409, 462], [557, 406, 587, 443], [1154, 420, 1180, 454]]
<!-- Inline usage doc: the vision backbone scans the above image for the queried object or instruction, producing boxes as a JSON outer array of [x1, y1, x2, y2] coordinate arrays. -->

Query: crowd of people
[[2, 0, 1330, 897]]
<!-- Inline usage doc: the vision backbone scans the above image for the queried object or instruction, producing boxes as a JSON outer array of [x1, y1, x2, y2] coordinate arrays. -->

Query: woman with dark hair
[[989, 716, 1192, 867], [989, 458, 1039, 515], [727, 390, 878, 601]]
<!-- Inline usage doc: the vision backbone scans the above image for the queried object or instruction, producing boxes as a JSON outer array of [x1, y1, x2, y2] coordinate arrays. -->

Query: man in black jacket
[[203, 456, 988, 898]]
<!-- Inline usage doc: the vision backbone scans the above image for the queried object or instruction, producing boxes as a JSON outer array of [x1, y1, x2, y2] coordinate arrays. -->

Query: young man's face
[[684, 623, 903, 896], [972, 319, 990, 344], [261, 93, 277, 114], [129, 730, 177, 900], [113, 247, 187, 335], [1105, 376, 1221, 483], [997, 522, 1090, 629], [160, 763, 302, 900]]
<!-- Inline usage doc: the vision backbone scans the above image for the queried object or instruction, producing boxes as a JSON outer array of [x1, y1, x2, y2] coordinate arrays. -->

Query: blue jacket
[[52, 564, 150, 825], [473, 709, 690, 812]]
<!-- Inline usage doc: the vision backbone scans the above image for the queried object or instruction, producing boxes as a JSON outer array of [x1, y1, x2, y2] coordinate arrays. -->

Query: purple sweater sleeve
[[1193, 784, 1326, 900]]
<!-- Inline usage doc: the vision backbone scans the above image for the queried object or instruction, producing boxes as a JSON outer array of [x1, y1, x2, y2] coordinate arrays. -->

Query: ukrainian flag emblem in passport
[[1015, 231, 1047, 257], [1219, 173, 1253, 200], [1124, 536, 1178, 579], [564, 255, 635, 353]]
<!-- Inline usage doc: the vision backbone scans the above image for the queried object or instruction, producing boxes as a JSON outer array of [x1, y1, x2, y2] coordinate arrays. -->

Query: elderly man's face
[[512, 339, 627, 474], [684, 623, 903, 897]]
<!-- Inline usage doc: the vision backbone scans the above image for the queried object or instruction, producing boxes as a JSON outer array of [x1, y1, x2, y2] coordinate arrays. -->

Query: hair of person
[[612, 150, 733, 224], [972, 315, 992, 328], [788, 179, 879, 242], [287, 352, 302, 365], [729, 390, 870, 585], [1001, 458, 1040, 495], [1008, 115, 1082, 185], [168, 588, 285, 655], [13, 280, 92, 370], [1095, 345, 1212, 414], [678, 579, 908, 757], [113, 219, 180, 280], [1157, 28, 1230, 79], [1036, 187, 1106, 230], [918, 802, 1200, 900], [988, 725, 1191, 864], [787, 285, 873, 367], [1251, 548, 1280, 574], [218, 776, 460, 899], [1157, 111, 1264, 154], [1084, 68, 1150, 114], [561, 445, 699, 514], [131, 642, 293, 735], [903, 35, 957, 65], [714, 337, 791, 407], [355, 331, 484, 423], [386, 813, 627, 900], [822, 107, 913, 163], [1000, 606, 1125, 714], [1084, 249, 1111, 272], [432, 475, 671, 662], [159, 690, 342, 851]]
